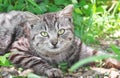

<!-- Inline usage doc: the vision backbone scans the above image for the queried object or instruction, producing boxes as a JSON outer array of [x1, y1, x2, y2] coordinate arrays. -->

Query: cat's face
[[30, 5, 74, 54]]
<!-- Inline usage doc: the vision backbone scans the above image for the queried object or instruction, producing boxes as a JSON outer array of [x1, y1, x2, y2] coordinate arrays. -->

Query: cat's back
[[0, 11, 29, 55]]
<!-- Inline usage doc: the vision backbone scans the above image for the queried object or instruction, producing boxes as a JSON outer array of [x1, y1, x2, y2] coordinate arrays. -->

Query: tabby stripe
[[28, 59, 45, 68], [43, 64, 52, 69], [1, 20, 5, 26], [79, 41, 83, 48], [21, 57, 35, 68], [43, 17, 48, 30], [66, 28, 74, 33], [19, 56, 46, 68], [13, 55, 32, 64], [22, 58, 33, 67], [12, 55, 28, 64], [9, 53, 22, 61], [22, 59, 40, 68], [92, 49, 98, 55], [54, 16, 58, 29], [57, 22, 59, 29], [12, 47, 29, 52], [9, 14, 20, 22]]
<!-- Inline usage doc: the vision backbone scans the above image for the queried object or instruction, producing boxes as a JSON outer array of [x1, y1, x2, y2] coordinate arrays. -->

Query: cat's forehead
[[40, 13, 59, 24], [36, 13, 69, 30], [42, 13, 57, 20], [40, 13, 58, 30]]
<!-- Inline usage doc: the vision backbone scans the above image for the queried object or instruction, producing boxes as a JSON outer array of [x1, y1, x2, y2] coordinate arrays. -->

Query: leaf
[[69, 54, 113, 72], [0, 53, 11, 66], [27, 73, 42, 78], [74, 8, 82, 14], [13, 76, 26, 78], [54, 0, 65, 5], [38, 3, 47, 13], [110, 44, 120, 55], [7, 5, 14, 11], [0, 56, 6, 64], [48, 4, 60, 12], [96, 6, 104, 13], [58, 62, 68, 73], [4, 53, 10, 57], [27, 0, 42, 12], [71, 0, 78, 4]]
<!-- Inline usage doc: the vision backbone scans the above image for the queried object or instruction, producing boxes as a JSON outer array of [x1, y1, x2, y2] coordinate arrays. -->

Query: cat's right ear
[[18, 12, 40, 29]]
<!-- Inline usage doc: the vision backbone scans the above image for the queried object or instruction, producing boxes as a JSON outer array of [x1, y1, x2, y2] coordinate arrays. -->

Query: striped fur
[[0, 5, 119, 78]]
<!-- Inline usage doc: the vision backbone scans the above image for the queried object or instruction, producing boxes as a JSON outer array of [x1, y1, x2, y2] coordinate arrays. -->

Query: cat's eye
[[40, 31, 48, 37], [58, 29, 65, 35]]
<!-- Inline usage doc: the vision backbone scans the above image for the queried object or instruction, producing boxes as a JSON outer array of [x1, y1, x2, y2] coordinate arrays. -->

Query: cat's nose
[[51, 40, 58, 47]]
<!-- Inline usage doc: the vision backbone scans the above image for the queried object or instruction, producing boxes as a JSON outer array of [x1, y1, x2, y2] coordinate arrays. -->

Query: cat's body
[[0, 5, 119, 78]]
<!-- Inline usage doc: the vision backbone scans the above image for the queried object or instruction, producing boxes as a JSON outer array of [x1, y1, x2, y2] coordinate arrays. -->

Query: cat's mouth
[[52, 46, 58, 49], [48, 44, 59, 49]]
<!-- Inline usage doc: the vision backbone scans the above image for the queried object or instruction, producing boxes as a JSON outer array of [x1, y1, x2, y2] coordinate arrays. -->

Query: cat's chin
[[47, 48, 61, 52], [43, 47, 65, 54], [49, 46, 59, 49]]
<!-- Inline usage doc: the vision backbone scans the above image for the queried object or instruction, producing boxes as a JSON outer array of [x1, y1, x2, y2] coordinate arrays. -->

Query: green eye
[[58, 29, 65, 35], [40, 31, 48, 37]]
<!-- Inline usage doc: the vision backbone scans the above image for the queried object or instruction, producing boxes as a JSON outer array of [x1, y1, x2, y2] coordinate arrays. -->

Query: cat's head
[[29, 5, 74, 55]]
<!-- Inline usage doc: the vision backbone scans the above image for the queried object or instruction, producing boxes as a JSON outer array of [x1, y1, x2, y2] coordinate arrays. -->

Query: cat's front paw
[[104, 58, 120, 69], [45, 68, 63, 78]]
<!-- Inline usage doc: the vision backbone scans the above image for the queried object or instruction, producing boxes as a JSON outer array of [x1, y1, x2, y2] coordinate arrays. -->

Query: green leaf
[[58, 62, 68, 73], [27, 73, 42, 78], [72, 0, 78, 4], [54, 0, 65, 5], [48, 4, 60, 12], [7, 5, 13, 11], [14, 4, 25, 10], [96, 6, 104, 13], [110, 44, 120, 55], [4, 53, 10, 57], [0, 53, 11, 66], [0, 56, 6, 64], [27, 0, 42, 12], [69, 54, 113, 72], [13, 76, 25, 78], [74, 8, 82, 14], [38, 3, 47, 13]]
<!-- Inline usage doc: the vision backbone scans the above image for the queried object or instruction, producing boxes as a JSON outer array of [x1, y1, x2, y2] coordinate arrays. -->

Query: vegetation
[[0, 0, 120, 43], [0, 0, 120, 77]]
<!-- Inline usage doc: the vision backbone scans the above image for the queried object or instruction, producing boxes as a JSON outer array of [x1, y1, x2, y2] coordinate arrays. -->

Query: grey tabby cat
[[0, 5, 120, 78]]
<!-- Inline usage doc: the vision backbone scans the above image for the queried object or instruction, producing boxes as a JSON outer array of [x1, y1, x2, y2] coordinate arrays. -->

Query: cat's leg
[[74, 37, 106, 59], [77, 38, 120, 69], [9, 37, 63, 78], [0, 30, 12, 55], [79, 42, 107, 59]]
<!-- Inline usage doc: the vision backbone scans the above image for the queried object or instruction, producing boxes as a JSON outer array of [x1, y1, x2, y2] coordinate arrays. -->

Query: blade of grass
[[27, 0, 42, 12], [110, 44, 120, 55], [69, 54, 114, 72]]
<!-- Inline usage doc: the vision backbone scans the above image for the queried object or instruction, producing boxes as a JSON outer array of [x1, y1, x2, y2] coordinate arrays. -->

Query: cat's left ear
[[58, 4, 74, 17], [25, 12, 40, 24]]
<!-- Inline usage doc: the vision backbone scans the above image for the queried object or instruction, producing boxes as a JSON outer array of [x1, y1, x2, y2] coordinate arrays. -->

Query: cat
[[0, 4, 120, 78]]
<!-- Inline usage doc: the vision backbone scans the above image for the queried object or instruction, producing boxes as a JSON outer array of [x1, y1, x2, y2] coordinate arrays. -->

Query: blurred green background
[[0, 0, 120, 44]]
